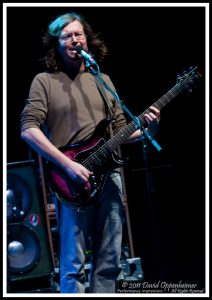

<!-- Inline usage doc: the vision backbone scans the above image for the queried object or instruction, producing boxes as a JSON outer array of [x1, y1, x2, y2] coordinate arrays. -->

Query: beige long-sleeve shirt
[[20, 71, 127, 148]]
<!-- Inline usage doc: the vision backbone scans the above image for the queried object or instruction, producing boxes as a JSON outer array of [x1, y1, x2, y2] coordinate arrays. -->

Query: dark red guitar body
[[47, 119, 124, 205]]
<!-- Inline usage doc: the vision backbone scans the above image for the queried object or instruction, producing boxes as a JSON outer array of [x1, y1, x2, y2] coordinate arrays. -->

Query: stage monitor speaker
[[7, 160, 53, 285]]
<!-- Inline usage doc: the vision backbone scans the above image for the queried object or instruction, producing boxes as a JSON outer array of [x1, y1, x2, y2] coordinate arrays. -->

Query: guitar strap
[[94, 75, 116, 138]]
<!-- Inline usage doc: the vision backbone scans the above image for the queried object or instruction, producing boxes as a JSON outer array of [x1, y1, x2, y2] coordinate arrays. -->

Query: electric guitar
[[47, 67, 201, 205]]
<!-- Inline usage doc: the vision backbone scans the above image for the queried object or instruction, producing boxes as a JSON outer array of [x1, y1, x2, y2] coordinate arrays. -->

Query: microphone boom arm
[[75, 46, 161, 151]]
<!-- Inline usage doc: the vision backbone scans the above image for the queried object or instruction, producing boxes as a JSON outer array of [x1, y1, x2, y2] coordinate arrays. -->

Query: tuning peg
[[176, 74, 181, 81], [185, 83, 193, 93]]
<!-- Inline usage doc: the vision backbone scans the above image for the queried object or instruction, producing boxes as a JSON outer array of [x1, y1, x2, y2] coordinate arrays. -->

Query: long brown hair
[[42, 12, 108, 72]]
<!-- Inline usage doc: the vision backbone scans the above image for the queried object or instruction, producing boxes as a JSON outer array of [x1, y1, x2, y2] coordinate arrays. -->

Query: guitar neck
[[83, 84, 181, 170], [82, 66, 200, 170], [106, 84, 181, 150]]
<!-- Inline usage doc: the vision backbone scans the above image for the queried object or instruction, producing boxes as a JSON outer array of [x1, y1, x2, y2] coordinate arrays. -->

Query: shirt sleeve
[[20, 73, 49, 132]]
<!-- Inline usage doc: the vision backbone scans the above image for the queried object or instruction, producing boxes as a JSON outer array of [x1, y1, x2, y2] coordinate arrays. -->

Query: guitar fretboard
[[82, 67, 199, 170]]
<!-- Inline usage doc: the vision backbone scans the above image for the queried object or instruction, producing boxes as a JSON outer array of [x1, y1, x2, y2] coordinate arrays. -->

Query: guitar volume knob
[[91, 175, 96, 181]]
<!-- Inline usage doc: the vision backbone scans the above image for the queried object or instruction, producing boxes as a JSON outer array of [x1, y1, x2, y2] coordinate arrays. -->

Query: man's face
[[58, 20, 88, 63]]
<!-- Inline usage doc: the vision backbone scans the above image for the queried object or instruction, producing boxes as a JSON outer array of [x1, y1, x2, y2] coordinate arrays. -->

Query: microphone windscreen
[[75, 45, 83, 53]]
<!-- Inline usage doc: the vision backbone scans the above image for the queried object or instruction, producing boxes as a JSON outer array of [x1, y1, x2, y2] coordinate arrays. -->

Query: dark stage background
[[6, 6, 206, 289]]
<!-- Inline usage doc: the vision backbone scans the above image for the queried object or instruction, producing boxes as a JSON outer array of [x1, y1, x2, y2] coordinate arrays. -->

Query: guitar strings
[[82, 85, 180, 169], [82, 70, 198, 170]]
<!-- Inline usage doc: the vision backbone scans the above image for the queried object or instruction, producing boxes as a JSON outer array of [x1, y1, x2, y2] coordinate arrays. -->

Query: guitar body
[[47, 119, 125, 205]]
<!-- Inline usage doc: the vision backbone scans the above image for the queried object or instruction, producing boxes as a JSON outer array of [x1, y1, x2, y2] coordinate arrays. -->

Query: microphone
[[75, 45, 97, 65]]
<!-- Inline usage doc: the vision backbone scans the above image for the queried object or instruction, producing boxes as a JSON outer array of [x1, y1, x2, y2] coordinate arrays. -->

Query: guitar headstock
[[176, 66, 201, 93]]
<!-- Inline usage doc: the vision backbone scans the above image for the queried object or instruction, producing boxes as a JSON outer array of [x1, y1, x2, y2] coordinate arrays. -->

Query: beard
[[61, 55, 84, 79]]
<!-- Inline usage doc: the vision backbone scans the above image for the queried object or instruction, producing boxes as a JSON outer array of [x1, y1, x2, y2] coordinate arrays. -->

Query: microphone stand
[[86, 60, 162, 152], [87, 59, 163, 279], [139, 135, 163, 279]]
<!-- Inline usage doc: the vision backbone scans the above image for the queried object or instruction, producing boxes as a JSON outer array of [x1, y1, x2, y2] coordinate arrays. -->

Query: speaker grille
[[7, 224, 41, 274], [7, 174, 32, 222]]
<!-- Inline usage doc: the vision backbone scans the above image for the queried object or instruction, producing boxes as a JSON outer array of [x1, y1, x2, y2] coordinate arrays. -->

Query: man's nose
[[72, 34, 78, 42]]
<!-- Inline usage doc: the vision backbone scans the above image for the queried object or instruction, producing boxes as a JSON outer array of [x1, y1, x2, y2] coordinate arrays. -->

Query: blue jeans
[[55, 170, 124, 293]]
